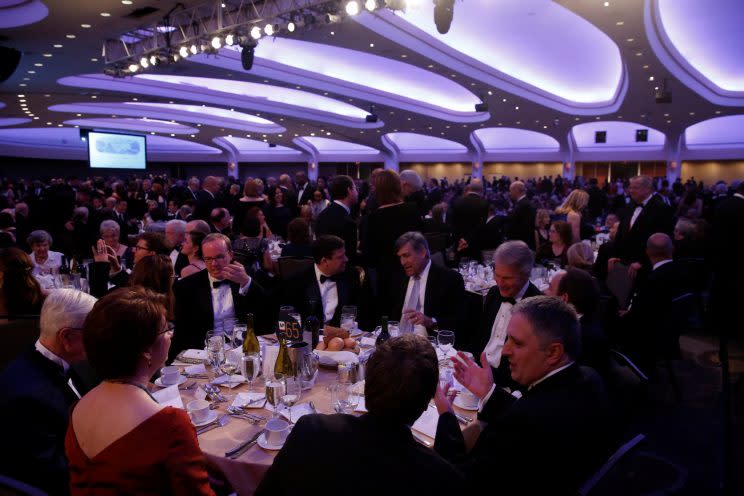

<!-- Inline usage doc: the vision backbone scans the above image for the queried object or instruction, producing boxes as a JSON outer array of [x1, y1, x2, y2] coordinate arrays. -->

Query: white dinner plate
[[191, 409, 218, 427], [154, 375, 187, 387]]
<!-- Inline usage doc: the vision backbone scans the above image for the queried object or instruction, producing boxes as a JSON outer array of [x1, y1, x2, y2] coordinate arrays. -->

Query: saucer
[[191, 409, 218, 427], [154, 375, 187, 387], [453, 395, 479, 411], [257, 432, 286, 451]]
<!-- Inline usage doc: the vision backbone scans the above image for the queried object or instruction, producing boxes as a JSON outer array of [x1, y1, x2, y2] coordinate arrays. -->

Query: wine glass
[[219, 350, 240, 391], [265, 377, 286, 418], [205, 331, 226, 381], [281, 377, 302, 422], [232, 324, 247, 349], [241, 352, 261, 391], [437, 330, 455, 356], [331, 382, 359, 414]]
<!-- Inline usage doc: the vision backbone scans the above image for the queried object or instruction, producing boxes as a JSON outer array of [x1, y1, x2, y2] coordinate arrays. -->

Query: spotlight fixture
[[140, 57, 149, 68], [240, 39, 258, 70], [346, 1, 361, 15], [189, 44, 198, 54], [225, 33, 235, 46], [179, 46, 189, 58], [211, 36, 222, 49], [366, 104, 378, 123], [128, 63, 139, 72], [365, 0, 378, 10], [149, 55, 158, 66], [474, 101, 488, 112], [325, 13, 341, 23], [250, 26, 262, 39], [264, 23, 274, 36], [434, 0, 455, 34]]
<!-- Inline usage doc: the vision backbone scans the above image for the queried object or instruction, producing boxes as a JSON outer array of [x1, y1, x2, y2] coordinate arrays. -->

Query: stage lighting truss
[[102, 0, 388, 78]]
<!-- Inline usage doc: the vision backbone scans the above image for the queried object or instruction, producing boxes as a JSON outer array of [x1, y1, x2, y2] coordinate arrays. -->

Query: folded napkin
[[354, 397, 368, 413], [315, 350, 359, 367], [184, 363, 207, 375], [182, 349, 208, 360], [152, 385, 184, 409], [280, 403, 315, 423], [212, 374, 247, 388], [360, 337, 377, 348], [232, 392, 266, 409], [411, 404, 440, 439]]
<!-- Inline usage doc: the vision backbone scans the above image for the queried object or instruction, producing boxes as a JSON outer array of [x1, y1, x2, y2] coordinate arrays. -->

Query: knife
[[225, 429, 265, 459]]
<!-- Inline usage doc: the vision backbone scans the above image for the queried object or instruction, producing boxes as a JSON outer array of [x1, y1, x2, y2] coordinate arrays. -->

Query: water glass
[[388, 320, 400, 337], [232, 324, 247, 349], [281, 377, 302, 422], [331, 382, 359, 414], [220, 350, 241, 390], [265, 378, 286, 418], [241, 353, 261, 391], [437, 330, 455, 356], [341, 306, 357, 319], [340, 313, 355, 333]]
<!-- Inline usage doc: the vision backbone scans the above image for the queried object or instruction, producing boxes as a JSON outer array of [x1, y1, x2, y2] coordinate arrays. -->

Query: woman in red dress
[[65, 286, 215, 495]]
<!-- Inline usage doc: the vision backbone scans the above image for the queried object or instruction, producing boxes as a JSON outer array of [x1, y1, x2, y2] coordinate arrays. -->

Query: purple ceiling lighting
[[63, 118, 198, 135], [192, 38, 487, 122], [294, 136, 383, 162], [571, 121, 666, 153], [214, 136, 306, 163], [685, 115, 744, 150], [0, 0, 48, 29], [472, 127, 560, 153], [0, 117, 32, 127], [49, 102, 286, 134], [0, 127, 222, 161], [382, 132, 471, 162], [355, 0, 626, 115], [58, 74, 384, 129], [647, 0, 744, 106], [0, 102, 5, 110]]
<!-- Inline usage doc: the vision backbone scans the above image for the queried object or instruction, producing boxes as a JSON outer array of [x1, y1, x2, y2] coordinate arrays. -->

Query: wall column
[[665, 131, 683, 183], [561, 130, 576, 181], [470, 150, 483, 179]]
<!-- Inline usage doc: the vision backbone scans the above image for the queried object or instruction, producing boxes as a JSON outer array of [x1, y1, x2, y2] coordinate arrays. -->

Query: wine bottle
[[304, 299, 321, 349], [274, 334, 294, 379], [242, 313, 260, 355], [59, 255, 70, 275], [376, 315, 391, 347]]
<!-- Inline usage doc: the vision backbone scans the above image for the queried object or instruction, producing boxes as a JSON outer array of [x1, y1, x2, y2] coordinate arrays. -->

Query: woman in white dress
[[27, 230, 64, 276]]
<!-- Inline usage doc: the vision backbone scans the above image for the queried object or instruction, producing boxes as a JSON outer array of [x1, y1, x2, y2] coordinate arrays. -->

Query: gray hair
[[512, 295, 581, 360], [630, 175, 653, 190], [399, 170, 423, 192], [166, 219, 187, 233], [73, 206, 89, 220], [394, 231, 430, 256], [567, 242, 594, 267], [99, 219, 120, 235], [27, 229, 53, 247], [466, 178, 484, 195], [40, 289, 97, 340], [674, 218, 695, 240], [493, 240, 534, 275]]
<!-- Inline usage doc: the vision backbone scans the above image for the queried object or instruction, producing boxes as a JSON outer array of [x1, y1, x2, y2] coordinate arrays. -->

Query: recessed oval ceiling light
[[91, 58, 98, 62], [43, 53, 52, 57], [369, 43, 374, 48], [626, 38, 634, 42], [100, 13, 111, 17], [53, 44, 63, 48], [66, 34, 76, 39], [122, 0, 133, 4], [81, 24, 91, 28], [34, 63, 43, 67], [616, 21, 624, 26], [27, 70, 35, 74], [635, 52, 643, 56]]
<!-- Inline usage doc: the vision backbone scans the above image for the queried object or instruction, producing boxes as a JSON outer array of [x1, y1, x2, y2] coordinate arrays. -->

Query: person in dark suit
[[400, 170, 429, 218], [470, 203, 505, 261], [505, 181, 537, 249], [171, 233, 267, 359], [0, 289, 97, 495], [294, 171, 314, 209], [434, 296, 613, 495], [256, 334, 464, 496], [609, 175, 674, 280], [620, 233, 694, 374], [281, 235, 361, 328], [450, 179, 489, 260], [389, 231, 464, 337], [315, 175, 359, 265], [110, 198, 137, 244], [193, 176, 220, 221], [467, 241, 542, 388]]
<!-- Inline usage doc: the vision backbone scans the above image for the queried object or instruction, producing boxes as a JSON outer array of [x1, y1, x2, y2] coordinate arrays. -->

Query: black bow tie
[[320, 274, 339, 284], [212, 279, 229, 289], [501, 296, 516, 305]]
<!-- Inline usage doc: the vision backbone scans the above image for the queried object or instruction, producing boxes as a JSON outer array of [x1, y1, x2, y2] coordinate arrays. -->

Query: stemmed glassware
[[265, 377, 285, 419], [219, 350, 241, 392], [205, 331, 226, 381], [241, 353, 261, 391], [437, 330, 455, 357], [280, 377, 302, 422]]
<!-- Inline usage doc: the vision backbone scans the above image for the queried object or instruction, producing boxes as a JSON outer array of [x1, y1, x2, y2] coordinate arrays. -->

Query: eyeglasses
[[203, 253, 228, 264], [158, 322, 175, 336], [132, 244, 150, 252]]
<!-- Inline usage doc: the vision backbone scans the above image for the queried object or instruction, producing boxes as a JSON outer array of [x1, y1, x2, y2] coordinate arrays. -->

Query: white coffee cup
[[186, 399, 211, 423], [458, 389, 480, 409], [265, 418, 290, 446], [160, 366, 181, 385]]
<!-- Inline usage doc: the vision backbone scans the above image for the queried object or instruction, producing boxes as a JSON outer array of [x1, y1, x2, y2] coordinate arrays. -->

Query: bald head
[[509, 181, 526, 201], [186, 219, 210, 235], [646, 233, 673, 264], [465, 178, 484, 195]]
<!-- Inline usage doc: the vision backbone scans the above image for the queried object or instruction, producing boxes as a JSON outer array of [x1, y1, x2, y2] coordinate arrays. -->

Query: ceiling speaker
[[0, 47, 21, 83], [595, 131, 607, 144], [241, 46, 255, 71], [635, 129, 648, 142]]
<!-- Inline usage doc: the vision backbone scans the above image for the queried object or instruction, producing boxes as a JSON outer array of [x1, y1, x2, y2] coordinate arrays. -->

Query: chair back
[[578, 434, 646, 495], [276, 256, 314, 281], [0, 316, 41, 372]]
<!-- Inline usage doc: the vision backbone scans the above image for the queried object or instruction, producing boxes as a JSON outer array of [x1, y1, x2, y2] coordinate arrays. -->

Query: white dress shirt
[[35, 340, 82, 399], [402, 260, 432, 336], [30, 250, 63, 276], [652, 259, 672, 271], [169, 248, 180, 268], [207, 273, 252, 334], [315, 265, 339, 323], [629, 194, 653, 229], [483, 280, 531, 368], [297, 184, 308, 205]]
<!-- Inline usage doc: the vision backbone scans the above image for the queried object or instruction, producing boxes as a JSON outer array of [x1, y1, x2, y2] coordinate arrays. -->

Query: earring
[[147, 358, 152, 367]]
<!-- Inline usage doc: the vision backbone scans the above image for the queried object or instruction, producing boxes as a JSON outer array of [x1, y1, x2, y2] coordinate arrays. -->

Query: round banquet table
[[173, 365, 481, 496]]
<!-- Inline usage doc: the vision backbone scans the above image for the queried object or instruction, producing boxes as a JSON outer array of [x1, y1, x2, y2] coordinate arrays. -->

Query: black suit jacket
[[389, 263, 465, 336], [315, 202, 358, 263], [172, 270, 268, 360], [193, 190, 217, 221], [614, 195, 674, 270], [435, 364, 613, 495], [295, 183, 314, 208], [450, 193, 489, 259], [0, 349, 90, 494], [506, 197, 537, 249], [280, 265, 362, 328], [257, 413, 464, 496]]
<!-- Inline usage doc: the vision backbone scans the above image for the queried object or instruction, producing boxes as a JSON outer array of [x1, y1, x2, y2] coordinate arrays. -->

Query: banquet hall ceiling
[[0, 0, 742, 163]]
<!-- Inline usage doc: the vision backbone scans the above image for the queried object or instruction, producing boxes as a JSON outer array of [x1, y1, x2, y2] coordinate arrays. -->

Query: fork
[[178, 381, 197, 391], [196, 414, 229, 435]]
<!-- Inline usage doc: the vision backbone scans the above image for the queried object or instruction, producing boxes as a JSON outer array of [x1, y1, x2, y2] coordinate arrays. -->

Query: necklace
[[106, 379, 158, 403]]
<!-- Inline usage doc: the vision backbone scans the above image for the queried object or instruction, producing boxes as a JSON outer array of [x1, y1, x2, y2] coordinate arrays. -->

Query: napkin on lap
[[411, 405, 439, 438]]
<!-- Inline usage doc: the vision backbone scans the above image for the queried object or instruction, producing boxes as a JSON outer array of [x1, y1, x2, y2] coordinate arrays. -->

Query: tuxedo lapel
[[197, 271, 216, 327], [423, 265, 440, 317]]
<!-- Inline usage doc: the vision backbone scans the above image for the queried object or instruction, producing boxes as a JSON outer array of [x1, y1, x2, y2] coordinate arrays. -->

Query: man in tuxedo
[[434, 296, 613, 494], [400, 169, 429, 218], [0, 289, 97, 494], [281, 235, 361, 328], [193, 176, 220, 221], [256, 334, 464, 495], [468, 241, 542, 387], [172, 233, 267, 359], [505, 181, 537, 249], [210, 207, 232, 236], [390, 231, 465, 337], [315, 175, 359, 264], [165, 219, 187, 272], [450, 179, 489, 260], [610, 175, 674, 280], [471, 203, 506, 261], [621, 233, 693, 373], [111, 198, 136, 244], [294, 171, 314, 208]]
